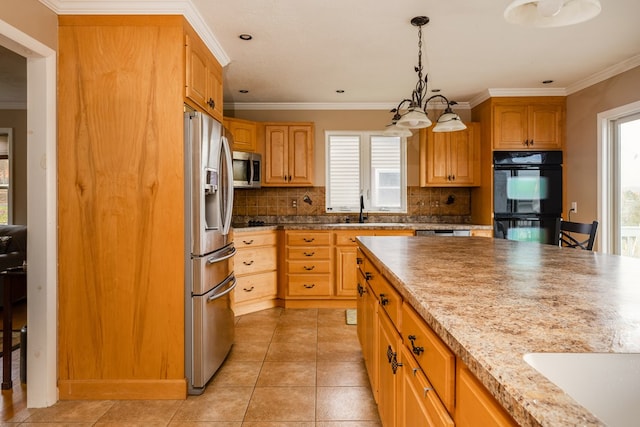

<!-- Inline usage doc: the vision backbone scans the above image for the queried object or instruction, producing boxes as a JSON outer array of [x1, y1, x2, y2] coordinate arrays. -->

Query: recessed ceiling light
[[542, 80, 554, 84], [239, 34, 253, 41], [336, 90, 345, 93], [238, 89, 249, 93]]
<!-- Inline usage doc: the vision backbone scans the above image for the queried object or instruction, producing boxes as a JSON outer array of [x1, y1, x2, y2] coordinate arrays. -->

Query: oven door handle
[[207, 274, 237, 302], [206, 245, 237, 265]]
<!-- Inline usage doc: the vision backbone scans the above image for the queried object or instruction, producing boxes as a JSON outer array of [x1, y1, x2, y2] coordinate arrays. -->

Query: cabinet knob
[[207, 98, 215, 109], [364, 272, 373, 280], [380, 293, 390, 306]]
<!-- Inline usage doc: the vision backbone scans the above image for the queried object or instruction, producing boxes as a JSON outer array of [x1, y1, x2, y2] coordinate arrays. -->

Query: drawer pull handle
[[350, 237, 357, 242], [303, 265, 315, 271], [243, 260, 254, 266], [243, 286, 254, 292], [357, 283, 365, 297], [304, 251, 315, 257], [365, 272, 373, 280], [303, 283, 315, 289], [303, 237, 315, 243], [242, 239, 254, 245], [380, 293, 390, 306], [423, 387, 433, 397], [387, 345, 394, 363], [412, 367, 421, 376], [356, 257, 363, 265], [408, 335, 424, 356]]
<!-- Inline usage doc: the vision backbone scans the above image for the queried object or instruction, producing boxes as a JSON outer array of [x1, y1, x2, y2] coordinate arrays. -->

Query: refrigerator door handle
[[206, 245, 237, 264], [207, 274, 237, 302], [221, 135, 234, 236]]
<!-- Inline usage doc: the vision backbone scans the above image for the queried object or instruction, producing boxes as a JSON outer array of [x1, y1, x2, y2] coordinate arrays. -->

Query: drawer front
[[234, 231, 277, 248], [235, 247, 277, 275], [374, 274, 402, 327], [287, 260, 331, 274], [400, 345, 454, 427], [402, 302, 455, 413], [334, 230, 376, 246], [235, 271, 277, 303], [287, 246, 331, 260], [286, 231, 331, 246], [287, 274, 331, 296]]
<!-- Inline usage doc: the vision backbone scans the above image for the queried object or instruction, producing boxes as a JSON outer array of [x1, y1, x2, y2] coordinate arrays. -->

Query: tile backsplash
[[232, 186, 471, 225]]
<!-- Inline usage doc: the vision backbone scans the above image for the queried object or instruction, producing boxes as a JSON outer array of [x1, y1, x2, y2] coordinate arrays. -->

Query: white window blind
[[326, 131, 406, 213]]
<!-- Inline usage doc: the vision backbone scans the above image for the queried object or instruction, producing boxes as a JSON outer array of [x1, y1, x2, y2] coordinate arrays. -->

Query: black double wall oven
[[493, 151, 562, 244]]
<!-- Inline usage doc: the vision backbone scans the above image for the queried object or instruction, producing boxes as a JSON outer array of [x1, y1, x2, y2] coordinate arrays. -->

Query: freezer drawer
[[191, 243, 236, 295], [190, 273, 236, 392]]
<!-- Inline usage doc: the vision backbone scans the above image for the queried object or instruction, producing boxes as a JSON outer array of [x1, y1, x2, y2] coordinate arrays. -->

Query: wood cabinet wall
[[185, 25, 223, 121], [224, 117, 257, 152], [58, 15, 221, 400], [470, 96, 566, 226]]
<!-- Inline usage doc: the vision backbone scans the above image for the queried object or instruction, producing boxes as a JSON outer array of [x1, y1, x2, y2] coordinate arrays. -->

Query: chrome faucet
[[359, 195, 367, 223]]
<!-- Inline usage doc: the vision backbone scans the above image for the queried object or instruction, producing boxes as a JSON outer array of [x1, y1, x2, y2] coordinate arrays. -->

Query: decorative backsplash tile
[[233, 186, 471, 225]]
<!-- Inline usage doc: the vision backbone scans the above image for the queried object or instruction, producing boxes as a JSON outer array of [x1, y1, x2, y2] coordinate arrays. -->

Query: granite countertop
[[232, 222, 492, 232], [356, 235, 640, 427]]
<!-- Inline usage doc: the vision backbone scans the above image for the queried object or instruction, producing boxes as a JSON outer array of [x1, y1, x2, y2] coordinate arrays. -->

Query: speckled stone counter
[[357, 235, 640, 427], [232, 223, 492, 232]]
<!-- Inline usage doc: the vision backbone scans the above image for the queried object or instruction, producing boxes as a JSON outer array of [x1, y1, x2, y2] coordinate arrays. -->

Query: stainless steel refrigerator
[[184, 109, 236, 395]]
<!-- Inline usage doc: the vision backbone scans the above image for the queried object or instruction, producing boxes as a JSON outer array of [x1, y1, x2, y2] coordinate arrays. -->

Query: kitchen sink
[[523, 352, 640, 426]]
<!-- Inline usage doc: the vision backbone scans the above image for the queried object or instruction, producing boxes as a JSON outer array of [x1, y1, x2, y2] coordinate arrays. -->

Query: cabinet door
[[207, 63, 223, 121], [225, 118, 257, 152], [399, 346, 454, 427], [335, 246, 358, 297], [288, 125, 314, 185], [264, 125, 289, 184], [185, 33, 209, 111], [378, 310, 400, 427], [528, 103, 563, 149], [425, 131, 450, 185], [449, 123, 480, 186], [493, 104, 529, 149]]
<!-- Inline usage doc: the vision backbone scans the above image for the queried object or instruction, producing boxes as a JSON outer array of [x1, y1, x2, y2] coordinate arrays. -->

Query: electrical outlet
[[292, 199, 297, 208], [571, 201, 577, 213]]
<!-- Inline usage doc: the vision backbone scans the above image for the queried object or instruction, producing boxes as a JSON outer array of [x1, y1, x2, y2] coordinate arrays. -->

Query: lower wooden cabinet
[[358, 248, 518, 427], [233, 230, 278, 315]]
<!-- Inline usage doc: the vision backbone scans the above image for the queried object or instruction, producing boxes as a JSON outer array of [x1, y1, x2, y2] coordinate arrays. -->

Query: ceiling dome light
[[382, 124, 413, 137], [504, 0, 601, 27]]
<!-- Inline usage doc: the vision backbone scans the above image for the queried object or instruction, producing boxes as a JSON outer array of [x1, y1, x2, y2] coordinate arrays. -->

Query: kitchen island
[[357, 235, 640, 426]]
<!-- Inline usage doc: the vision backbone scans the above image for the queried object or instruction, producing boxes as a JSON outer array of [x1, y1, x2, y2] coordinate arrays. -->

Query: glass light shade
[[432, 113, 467, 132], [395, 108, 433, 129], [382, 124, 413, 137], [504, 0, 601, 27]]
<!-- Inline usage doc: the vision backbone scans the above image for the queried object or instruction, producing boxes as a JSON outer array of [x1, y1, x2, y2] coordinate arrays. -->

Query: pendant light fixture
[[504, 0, 601, 27], [383, 16, 466, 136]]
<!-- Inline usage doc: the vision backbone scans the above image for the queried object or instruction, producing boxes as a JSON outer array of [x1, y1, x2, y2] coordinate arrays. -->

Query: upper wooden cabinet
[[264, 123, 314, 186], [492, 98, 565, 150], [224, 117, 257, 152], [419, 123, 481, 187], [185, 27, 223, 121]]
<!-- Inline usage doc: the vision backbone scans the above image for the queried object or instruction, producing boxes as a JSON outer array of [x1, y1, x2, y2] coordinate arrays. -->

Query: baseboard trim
[[283, 299, 356, 309], [58, 379, 187, 400]]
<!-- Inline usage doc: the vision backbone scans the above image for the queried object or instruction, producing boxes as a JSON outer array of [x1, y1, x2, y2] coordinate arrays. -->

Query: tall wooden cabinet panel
[[493, 98, 565, 150], [58, 15, 192, 399], [224, 117, 257, 152], [420, 123, 481, 187], [264, 123, 314, 186]]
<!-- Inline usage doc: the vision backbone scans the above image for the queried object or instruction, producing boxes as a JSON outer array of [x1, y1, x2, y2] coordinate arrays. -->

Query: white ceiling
[[4, 1, 640, 110]]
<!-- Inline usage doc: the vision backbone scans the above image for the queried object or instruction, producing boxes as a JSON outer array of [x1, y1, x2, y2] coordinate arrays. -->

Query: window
[[325, 131, 406, 213], [0, 130, 12, 225]]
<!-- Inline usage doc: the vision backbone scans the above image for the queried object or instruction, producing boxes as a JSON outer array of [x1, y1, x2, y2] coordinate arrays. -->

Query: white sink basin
[[524, 353, 640, 426]]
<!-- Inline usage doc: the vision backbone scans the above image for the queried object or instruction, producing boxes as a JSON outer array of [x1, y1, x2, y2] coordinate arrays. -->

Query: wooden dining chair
[[554, 218, 599, 250]]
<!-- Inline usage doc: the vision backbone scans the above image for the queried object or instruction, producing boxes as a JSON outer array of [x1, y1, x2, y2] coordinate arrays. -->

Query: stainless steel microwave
[[232, 151, 262, 188]]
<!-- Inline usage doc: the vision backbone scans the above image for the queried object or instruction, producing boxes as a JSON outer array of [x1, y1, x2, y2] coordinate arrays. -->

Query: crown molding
[[565, 53, 640, 95], [38, 0, 230, 66], [226, 101, 471, 111]]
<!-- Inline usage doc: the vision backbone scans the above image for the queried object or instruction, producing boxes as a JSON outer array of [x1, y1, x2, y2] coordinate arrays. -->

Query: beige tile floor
[[2, 307, 381, 426]]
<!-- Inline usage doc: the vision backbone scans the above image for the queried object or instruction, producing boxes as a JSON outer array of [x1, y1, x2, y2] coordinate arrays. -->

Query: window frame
[[325, 130, 407, 214], [0, 129, 13, 226]]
